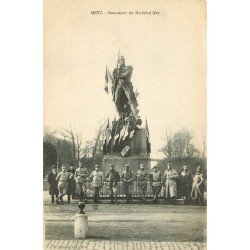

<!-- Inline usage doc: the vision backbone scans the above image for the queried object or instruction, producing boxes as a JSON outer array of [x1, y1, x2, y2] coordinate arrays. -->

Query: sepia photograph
[[44, 0, 206, 249]]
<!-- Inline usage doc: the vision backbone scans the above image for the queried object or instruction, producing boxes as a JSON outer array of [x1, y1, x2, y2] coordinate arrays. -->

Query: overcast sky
[[44, 0, 206, 158]]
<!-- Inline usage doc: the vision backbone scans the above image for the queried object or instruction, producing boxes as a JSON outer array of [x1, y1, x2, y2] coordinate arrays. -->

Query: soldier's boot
[[93, 192, 98, 204], [97, 192, 100, 203], [111, 192, 114, 204], [200, 197, 204, 206], [84, 192, 88, 203], [155, 194, 159, 203], [195, 197, 199, 205], [172, 196, 176, 205], [152, 195, 156, 204], [82, 193, 87, 203], [143, 196, 146, 204], [51, 195, 54, 203], [126, 195, 129, 204], [67, 195, 71, 204], [60, 196, 64, 204], [79, 192, 84, 202], [129, 194, 132, 204], [55, 195, 59, 204], [56, 194, 62, 203]]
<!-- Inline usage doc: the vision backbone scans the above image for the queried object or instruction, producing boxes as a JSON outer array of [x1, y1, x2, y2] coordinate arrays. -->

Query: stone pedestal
[[102, 155, 151, 175], [74, 214, 88, 239]]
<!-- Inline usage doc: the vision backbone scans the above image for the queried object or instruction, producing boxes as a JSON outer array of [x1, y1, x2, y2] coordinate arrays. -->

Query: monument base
[[102, 155, 151, 174]]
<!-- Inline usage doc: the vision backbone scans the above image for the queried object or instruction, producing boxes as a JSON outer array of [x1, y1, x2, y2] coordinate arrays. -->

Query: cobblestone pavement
[[44, 240, 206, 249]]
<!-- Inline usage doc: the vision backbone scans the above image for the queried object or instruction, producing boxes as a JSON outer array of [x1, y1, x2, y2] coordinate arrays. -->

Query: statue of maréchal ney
[[102, 54, 150, 160], [112, 55, 139, 121]]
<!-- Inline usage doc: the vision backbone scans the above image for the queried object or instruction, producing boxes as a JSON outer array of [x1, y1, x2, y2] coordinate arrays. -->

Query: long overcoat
[[162, 168, 178, 198], [179, 170, 192, 197], [47, 172, 59, 195], [67, 169, 76, 195]]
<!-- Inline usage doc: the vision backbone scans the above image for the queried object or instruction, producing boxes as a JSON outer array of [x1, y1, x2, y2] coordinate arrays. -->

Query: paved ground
[[44, 240, 207, 249], [44, 192, 206, 249]]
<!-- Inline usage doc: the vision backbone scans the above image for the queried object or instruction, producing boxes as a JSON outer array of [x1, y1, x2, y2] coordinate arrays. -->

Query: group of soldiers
[[47, 162, 205, 205]]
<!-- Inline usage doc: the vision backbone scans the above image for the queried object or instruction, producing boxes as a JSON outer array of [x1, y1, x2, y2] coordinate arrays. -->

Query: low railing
[[85, 181, 155, 199]]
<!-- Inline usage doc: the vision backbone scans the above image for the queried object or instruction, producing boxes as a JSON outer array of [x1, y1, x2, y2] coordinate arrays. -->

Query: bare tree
[[92, 120, 106, 159], [172, 131, 186, 158], [82, 140, 94, 158], [159, 126, 174, 158], [61, 124, 83, 164], [160, 127, 200, 159]]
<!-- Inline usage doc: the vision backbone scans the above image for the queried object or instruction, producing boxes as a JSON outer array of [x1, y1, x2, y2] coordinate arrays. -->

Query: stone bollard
[[74, 202, 88, 239]]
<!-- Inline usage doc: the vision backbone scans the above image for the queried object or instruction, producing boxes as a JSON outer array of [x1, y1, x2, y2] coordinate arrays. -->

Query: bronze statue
[[112, 55, 139, 120], [103, 54, 150, 157]]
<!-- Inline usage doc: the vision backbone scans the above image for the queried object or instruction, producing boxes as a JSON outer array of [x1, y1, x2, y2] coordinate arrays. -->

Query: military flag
[[114, 121, 120, 145], [111, 117, 117, 137], [119, 124, 126, 143], [104, 66, 113, 94], [145, 118, 151, 154], [122, 120, 130, 141], [129, 130, 135, 138], [106, 120, 113, 146]]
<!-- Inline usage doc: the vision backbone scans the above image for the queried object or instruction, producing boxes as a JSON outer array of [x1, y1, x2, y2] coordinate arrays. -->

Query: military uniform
[[121, 169, 134, 203], [74, 167, 89, 201], [56, 171, 73, 203], [191, 170, 205, 205], [47, 171, 59, 203], [67, 168, 76, 203], [113, 63, 138, 118], [162, 168, 178, 204], [89, 170, 104, 203], [150, 170, 162, 203], [179, 169, 192, 203], [136, 169, 148, 203], [106, 170, 120, 203]]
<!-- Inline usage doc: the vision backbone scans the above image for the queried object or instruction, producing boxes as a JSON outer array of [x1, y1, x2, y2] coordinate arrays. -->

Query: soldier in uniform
[[121, 164, 134, 204], [47, 165, 59, 204], [56, 165, 73, 204], [162, 163, 178, 205], [105, 164, 120, 203], [112, 55, 138, 119], [89, 165, 104, 204], [179, 165, 192, 204], [136, 163, 148, 203], [149, 165, 162, 204], [67, 163, 76, 203], [191, 166, 205, 205], [74, 162, 89, 202]]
